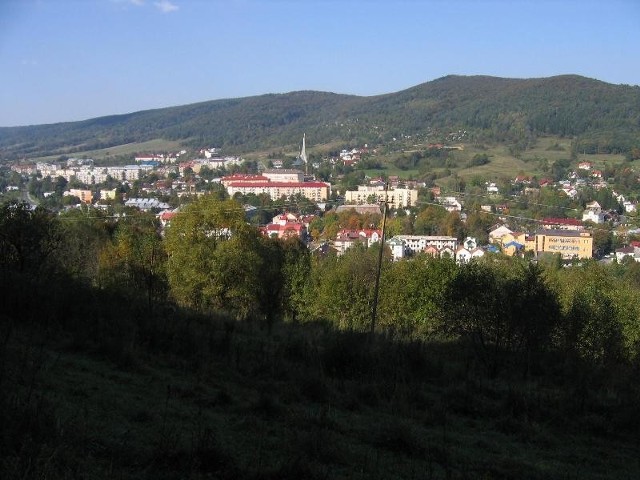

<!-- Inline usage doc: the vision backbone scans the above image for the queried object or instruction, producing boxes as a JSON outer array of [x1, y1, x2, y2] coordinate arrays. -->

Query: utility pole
[[370, 182, 388, 335]]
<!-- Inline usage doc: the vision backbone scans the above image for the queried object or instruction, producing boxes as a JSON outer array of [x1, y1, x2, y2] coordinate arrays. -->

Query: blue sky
[[1, 0, 638, 127]]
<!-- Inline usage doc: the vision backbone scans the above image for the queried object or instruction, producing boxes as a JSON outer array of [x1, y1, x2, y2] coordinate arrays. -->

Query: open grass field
[[32, 138, 185, 163], [359, 136, 629, 187]]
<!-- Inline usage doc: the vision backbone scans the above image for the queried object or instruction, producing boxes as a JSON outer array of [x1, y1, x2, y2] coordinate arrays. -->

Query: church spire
[[300, 133, 308, 175]]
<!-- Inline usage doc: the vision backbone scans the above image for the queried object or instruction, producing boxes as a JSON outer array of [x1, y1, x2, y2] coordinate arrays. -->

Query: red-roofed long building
[[221, 169, 330, 202], [220, 174, 270, 187], [226, 180, 330, 202], [541, 218, 584, 231]]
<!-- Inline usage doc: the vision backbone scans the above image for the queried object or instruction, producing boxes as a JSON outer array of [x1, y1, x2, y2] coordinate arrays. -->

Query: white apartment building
[[344, 185, 418, 209], [388, 235, 459, 260]]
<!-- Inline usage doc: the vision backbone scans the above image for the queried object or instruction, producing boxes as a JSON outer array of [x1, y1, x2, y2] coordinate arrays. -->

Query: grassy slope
[[30, 138, 185, 163], [4, 320, 639, 480], [363, 136, 629, 187]]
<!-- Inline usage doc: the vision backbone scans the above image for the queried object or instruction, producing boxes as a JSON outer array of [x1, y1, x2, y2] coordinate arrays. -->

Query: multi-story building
[[100, 189, 117, 201], [531, 229, 593, 259], [388, 235, 458, 260], [222, 170, 330, 202], [226, 180, 330, 202], [67, 189, 93, 204], [582, 201, 604, 224], [344, 185, 418, 209]]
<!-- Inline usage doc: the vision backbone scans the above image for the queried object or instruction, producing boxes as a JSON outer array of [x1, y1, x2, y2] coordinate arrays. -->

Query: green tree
[[57, 208, 112, 283], [279, 237, 311, 322], [551, 263, 636, 369], [0, 201, 60, 276], [98, 212, 167, 309], [441, 258, 560, 377], [379, 256, 456, 337], [164, 195, 264, 320], [414, 205, 447, 235], [0, 201, 62, 322], [303, 244, 381, 331]]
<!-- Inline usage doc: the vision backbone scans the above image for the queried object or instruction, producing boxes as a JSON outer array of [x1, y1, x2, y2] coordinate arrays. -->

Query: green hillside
[[1, 75, 639, 161]]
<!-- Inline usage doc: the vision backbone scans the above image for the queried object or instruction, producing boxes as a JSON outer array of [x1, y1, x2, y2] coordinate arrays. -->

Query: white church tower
[[300, 133, 308, 175]]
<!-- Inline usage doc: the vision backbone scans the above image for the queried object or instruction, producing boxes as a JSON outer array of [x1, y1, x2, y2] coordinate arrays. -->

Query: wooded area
[[1, 197, 639, 478], [1, 75, 639, 161]]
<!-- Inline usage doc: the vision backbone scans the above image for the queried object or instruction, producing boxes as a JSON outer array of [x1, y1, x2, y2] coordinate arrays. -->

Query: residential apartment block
[[344, 185, 418, 209], [388, 235, 458, 260], [533, 229, 593, 259], [222, 170, 330, 202], [66, 189, 93, 203]]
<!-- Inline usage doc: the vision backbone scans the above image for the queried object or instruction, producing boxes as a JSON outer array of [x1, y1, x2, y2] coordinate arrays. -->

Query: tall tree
[[164, 195, 264, 319], [98, 212, 167, 309]]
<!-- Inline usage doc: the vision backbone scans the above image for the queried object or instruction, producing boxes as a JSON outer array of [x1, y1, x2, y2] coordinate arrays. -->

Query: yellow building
[[100, 188, 117, 201], [531, 229, 593, 259], [68, 188, 93, 204], [499, 232, 529, 256]]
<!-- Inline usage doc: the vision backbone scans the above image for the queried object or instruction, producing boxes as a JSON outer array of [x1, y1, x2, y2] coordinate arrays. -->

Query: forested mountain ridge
[[1, 74, 639, 160]]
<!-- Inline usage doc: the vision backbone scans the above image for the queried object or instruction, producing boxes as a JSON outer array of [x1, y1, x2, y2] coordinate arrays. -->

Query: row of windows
[[548, 237, 582, 244], [547, 245, 580, 251]]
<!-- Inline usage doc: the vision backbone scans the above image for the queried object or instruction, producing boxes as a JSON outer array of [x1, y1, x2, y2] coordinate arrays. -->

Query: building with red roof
[[542, 217, 584, 231]]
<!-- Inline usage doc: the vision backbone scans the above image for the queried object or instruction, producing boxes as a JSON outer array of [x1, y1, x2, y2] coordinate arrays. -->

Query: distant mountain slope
[[1, 75, 639, 160]]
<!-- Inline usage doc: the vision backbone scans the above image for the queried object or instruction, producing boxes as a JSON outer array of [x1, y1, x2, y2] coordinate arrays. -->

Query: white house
[[486, 182, 499, 194], [623, 201, 637, 213], [438, 196, 462, 212], [456, 246, 472, 264], [582, 201, 604, 224], [578, 161, 593, 170], [615, 246, 638, 263], [333, 229, 381, 255], [463, 237, 478, 250]]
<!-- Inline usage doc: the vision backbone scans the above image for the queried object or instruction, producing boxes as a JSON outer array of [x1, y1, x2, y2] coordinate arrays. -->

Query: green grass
[[32, 138, 185, 162], [3, 317, 639, 480], [522, 136, 627, 169], [359, 136, 628, 185], [455, 144, 532, 179]]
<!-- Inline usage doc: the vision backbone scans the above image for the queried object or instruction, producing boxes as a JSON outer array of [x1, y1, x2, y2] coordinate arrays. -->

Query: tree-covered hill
[[1, 74, 639, 161]]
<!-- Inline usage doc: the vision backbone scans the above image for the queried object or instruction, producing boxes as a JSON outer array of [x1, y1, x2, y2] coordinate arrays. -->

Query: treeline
[[5, 197, 640, 479], [2, 75, 640, 161], [2, 197, 639, 382]]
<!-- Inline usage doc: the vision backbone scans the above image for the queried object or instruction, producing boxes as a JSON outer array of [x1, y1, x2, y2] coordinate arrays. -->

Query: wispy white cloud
[[130, 0, 145, 5], [154, 0, 178, 13]]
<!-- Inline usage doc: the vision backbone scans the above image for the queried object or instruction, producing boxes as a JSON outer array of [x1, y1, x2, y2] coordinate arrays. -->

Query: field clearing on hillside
[[456, 146, 532, 179], [32, 138, 185, 162], [522, 137, 627, 166]]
